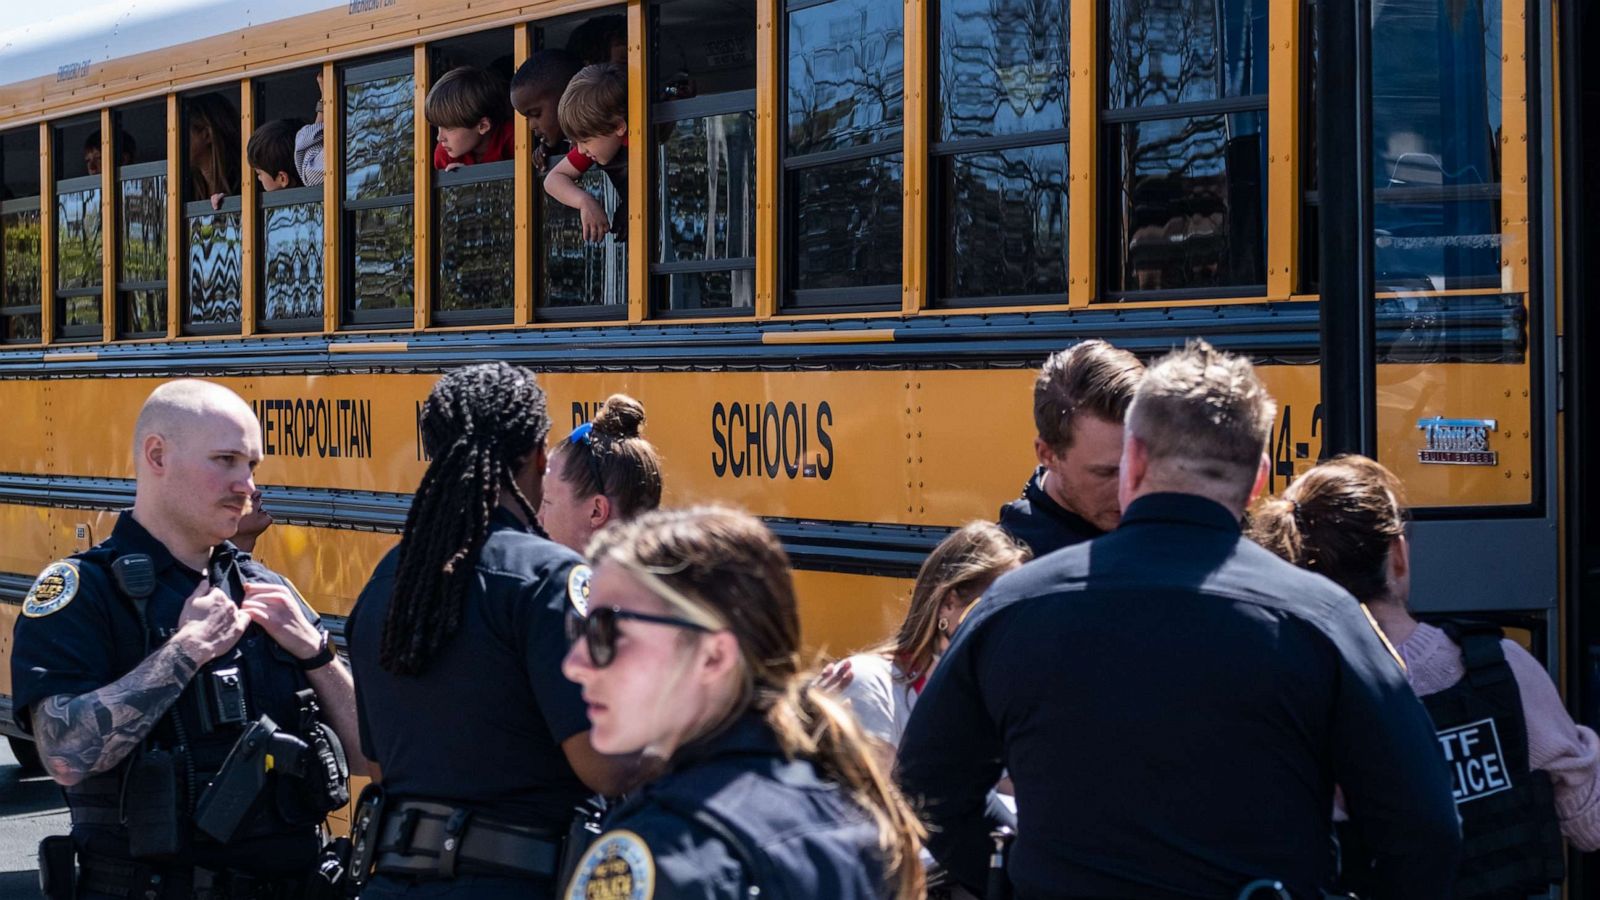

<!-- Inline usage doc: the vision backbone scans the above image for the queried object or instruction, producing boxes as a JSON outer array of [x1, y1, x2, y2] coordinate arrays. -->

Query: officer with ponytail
[[346, 364, 636, 900], [560, 506, 927, 899], [539, 393, 663, 555]]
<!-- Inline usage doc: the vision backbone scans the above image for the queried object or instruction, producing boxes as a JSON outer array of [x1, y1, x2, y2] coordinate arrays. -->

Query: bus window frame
[[0, 194, 44, 344], [114, 159, 170, 340], [647, 0, 760, 320], [257, 182, 326, 334], [181, 192, 244, 337], [52, 171, 106, 342], [432, 159, 516, 327], [778, 0, 908, 314], [340, 55, 417, 331]]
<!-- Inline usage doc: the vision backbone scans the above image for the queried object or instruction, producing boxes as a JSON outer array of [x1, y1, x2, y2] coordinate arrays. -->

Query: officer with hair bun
[[539, 393, 664, 555], [346, 363, 637, 900]]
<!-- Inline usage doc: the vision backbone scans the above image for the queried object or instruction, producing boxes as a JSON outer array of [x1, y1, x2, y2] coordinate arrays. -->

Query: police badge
[[23, 561, 80, 618], [565, 829, 655, 900]]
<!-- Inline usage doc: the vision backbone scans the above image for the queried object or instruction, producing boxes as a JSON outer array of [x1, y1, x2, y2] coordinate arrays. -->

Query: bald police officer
[[13, 379, 367, 899], [900, 341, 1461, 900]]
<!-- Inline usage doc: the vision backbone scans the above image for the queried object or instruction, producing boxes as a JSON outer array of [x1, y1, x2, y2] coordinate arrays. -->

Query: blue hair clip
[[567, 421, 595, 445]]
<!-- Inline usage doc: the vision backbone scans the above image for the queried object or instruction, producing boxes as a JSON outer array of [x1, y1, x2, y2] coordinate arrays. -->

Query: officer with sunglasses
[[345, 364, 640, 900]]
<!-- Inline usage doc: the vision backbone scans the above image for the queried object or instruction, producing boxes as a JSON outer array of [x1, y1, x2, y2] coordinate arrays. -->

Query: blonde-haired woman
[[830, 522, 1030, 760], [560, 507, 925, 899]]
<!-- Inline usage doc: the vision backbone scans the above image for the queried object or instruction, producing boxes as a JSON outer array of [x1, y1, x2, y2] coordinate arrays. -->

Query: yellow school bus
[[0, 2, 1591, 883]]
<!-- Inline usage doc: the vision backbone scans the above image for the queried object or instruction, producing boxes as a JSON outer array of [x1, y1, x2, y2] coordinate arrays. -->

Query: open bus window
[[1, 128, 42, 343], [650, 0, 757, 314], [182, 88, 242, 333], [115, 101, 167, 338], [529, 10, 629, 317], [53, 117, 103, 340], [1100, 0, 1268, 300], [253, 69, 325, 332], [343, 56, 416, 327], [784, 0, 904, 310], [429, 29, 515, 324], [932, 0, 1067, 306]]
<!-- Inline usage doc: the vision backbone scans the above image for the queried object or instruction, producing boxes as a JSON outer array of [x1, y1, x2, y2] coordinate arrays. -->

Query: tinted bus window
[[1, 127, 42, 342], [1101, 0, 1268, 299], [54, 118, 102, 339], [254, 69, 325, 331], [116, 101, 167, 338], [183, 89, 243, 333], [784, 0, 904, 309], [343, 57, 416, 326], [933, 0, 1068, 304], [651, 0, 757, 313]]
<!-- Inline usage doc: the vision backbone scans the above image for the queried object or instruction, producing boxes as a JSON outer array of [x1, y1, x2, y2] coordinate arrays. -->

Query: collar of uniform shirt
[[1118, 492, 1243, 532]]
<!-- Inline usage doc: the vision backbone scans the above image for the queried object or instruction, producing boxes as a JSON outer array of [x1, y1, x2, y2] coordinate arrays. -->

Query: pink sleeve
[[1504, 640, 1600, 850]]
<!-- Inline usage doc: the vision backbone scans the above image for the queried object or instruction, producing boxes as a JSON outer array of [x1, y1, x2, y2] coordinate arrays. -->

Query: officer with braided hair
[[347, 363, 637, 900]]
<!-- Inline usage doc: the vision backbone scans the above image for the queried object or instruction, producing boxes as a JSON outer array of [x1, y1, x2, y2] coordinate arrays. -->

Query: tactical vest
[[645, 753, 889, 900], [62, 545, 328, 872], [1422, 622, 1564, 899]]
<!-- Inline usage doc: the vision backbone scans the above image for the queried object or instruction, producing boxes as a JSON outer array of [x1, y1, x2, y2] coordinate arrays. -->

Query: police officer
[[998, 339, 1144, 557], [1250, 455, 1600, 898], [12, 379, 366, 899], [899, 341, 1462, 900], [560, 506, 925, 899], [345, 364, 635, 900]]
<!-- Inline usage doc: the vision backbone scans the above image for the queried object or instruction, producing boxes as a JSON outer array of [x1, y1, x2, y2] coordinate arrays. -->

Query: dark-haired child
[[425, 66, 514, 171], [246, 119, 305, 191]]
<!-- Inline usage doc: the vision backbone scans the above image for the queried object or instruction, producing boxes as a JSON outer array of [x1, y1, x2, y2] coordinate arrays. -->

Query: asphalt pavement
[[0, 737, 66, 898]]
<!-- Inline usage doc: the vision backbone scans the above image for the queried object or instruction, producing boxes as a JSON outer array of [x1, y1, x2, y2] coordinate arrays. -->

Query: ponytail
[[766, 682, 926, 900], [1247, 496, 1304, 566]]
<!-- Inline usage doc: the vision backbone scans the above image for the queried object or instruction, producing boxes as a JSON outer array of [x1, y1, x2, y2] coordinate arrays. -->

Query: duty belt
[[374, 799, 563, 882], [78, 852, 303, 900]]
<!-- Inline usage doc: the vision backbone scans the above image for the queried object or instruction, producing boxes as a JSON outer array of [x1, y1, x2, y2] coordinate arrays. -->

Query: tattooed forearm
[[32, 640, 202, 786]]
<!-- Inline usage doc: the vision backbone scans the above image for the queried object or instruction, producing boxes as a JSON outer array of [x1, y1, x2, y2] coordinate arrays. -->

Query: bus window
[[253, 70, 325, 332], [1, 128, 42, 343], [784, 0, 904, 310], [182, 88, 243, 334], [1372, 0, 1502, 292], [115, 101, 168, 339], [54, 117, 104, 340], [342, 56, 416, 327], [533, 12, 629, 316], [931, 0, 1067, 306], [650, 0, 757, 315], [430, 29, 515, 324], [1101, 0, 1269, 300]]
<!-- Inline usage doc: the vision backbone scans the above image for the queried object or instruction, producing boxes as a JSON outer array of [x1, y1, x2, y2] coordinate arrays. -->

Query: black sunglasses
[[565, 605, 711, 667], [562, 422, 607, 495]]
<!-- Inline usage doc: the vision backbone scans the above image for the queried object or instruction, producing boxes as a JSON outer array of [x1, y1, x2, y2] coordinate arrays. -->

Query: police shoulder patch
[[23, 561, 81, 618], [567, 564, 592, 617], [564, 829, 654, 900]]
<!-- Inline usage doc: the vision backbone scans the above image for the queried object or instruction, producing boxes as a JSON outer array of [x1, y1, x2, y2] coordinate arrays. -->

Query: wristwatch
[[297, 632, 336, 671]]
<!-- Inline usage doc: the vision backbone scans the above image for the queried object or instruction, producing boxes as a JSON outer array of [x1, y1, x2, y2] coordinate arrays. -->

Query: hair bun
[[591, 393, 645, 439]]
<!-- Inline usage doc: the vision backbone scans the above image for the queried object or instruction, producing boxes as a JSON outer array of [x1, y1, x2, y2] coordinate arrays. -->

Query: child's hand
[[532, 143, 550, 176], [314, 71, 326, 124], [210, 192, 225, 210], [579, 196, 611, 242], [444, 162, 464, 172]]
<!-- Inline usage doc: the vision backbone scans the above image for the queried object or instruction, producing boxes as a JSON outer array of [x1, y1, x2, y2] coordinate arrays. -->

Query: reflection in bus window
[[437, 168, 515, 314], [934, 0, 1067, 303], [187, 208, 242, 326], [119, 167, 167, 337], [343, 60, 416, 324], [1370, 0, 1501, 291], [1102, 0, 1267, 298], [543, 171, 625, 309], [261, 194, 324, 325], [55, 182, 103, 336], [785, 0, 903, 307], [1, 204, 42, 341], [652, 0, 757, 313]]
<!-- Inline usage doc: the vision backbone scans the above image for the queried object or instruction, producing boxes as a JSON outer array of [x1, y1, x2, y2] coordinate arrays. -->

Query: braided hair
[[380, 364, 550, 675]]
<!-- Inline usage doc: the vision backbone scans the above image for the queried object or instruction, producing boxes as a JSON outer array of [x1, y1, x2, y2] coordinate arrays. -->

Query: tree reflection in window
[[186, 211, 242, 325], [1, 206, 42, 340]]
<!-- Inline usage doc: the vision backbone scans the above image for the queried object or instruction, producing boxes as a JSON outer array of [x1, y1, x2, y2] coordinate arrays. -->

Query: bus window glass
[[262, 197, 324, 324], [343, 58, 415, 324], [651, 0, 757, 313], [933, 0, 1068, 304], [1102, 0, 1268, 299], [119, 171, 167, 335], [784, 0, 904, 307], [55, 182, 103, 336], [437, 169, 515, 314], [792, 153, 903, 291], [1, 127, 42, 343], [182, 90, 241, 333], [1371, 0, 1501, 291]]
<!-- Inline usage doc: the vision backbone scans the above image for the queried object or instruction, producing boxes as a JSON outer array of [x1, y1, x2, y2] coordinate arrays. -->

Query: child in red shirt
[[426, 66, 515, 170], [544, 63, 629, 242]]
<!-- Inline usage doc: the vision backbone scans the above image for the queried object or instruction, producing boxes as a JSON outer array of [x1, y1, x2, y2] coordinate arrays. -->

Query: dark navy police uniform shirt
[[563, 714, 890, 900], [997, 466, 1103, 559], [347, 507, 592, 829], [900, 493, 1462, 900], [10, 511, 323, 869]]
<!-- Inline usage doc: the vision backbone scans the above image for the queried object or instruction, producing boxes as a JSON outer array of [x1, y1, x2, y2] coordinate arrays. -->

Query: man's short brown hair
[[1033, 339, 1145, 450], [557, 63, 627, 140], [1125, 339, 1277, 491]]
